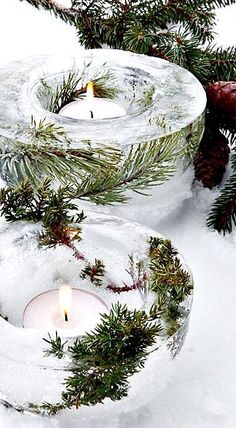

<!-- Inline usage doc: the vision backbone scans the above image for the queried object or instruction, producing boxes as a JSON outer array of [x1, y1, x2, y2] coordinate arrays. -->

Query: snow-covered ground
[[0, 1, 236, 427]]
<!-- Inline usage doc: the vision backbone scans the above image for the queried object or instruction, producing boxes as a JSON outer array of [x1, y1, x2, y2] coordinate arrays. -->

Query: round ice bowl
[[0, 49, 206, 149], [0, 49, 206, 224], [0, 212, 193, 415]]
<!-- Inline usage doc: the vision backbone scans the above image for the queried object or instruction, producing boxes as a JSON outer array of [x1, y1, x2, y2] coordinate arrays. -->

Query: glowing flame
[[59, 285, 72, 322], [86, 81, 94, 101]]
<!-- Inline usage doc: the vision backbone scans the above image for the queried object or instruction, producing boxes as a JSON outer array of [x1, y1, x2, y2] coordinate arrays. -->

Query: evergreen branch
[[0, 134, 179, 221], [43, 332, 67, 359], [107, 256, 148, 294], [48, 71, 83, 113], [42, 303, 162, 409], [74, 69, 120, 100], [0, 127, 179, 205], [0, 179, 86, 256], [72, 135, 179, 205], [80, 259, 106, 286], [19, 0, 78, 24], [0, 127, 181, 206], [194, 0, 236, 8], [148, 236, 192, 304], [44, 69, 120, 114], [148, 236, 192, 334], [150, 30, 211, 83], [0, 178, 53, 222], [29, 117, 67, 143], [27, 402, 66, 416], [137, 84, 156, 108], [155, 1, 216, 43], [19, 0, 220, 49], [207, 46, 236, 82], [20, 0, 236, 89], [207, 154, 236, 233], [0, 135, 120, 186]]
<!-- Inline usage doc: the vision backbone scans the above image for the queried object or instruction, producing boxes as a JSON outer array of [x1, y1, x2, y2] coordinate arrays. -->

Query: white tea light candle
[[59, 81, 126, 120], [23, 287, 108, 338]]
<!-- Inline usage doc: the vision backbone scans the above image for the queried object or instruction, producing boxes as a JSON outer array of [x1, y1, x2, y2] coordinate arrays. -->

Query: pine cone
[[206, 81, 236, 120], [194, 127, 230, 189]]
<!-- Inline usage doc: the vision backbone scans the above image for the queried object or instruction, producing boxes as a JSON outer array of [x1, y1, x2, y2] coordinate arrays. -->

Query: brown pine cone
[[206, 81, 236, 120], [194, 127, 230, 189]]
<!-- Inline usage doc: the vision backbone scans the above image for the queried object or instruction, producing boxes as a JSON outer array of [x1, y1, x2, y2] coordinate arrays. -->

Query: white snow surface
[[0, 1, 236, 427]]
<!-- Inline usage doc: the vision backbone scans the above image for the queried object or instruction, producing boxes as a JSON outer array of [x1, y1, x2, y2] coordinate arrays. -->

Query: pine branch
[[29, 117, 67, 143], [20, 0, 236, 88], [155, 1, 216, 43], [207, 46, 236, 83], [27, 402, 66, 416], [19, 0, 78, 24], [207, 154, 236, 233], [74, 70, 120, 100], [149, 30, 211, 84], [71, 135, 179, 205], [0, 122, 120, 186], [48, 71, 83, 113], [0, 121, 179, 205], [43, 68, 120, 114]]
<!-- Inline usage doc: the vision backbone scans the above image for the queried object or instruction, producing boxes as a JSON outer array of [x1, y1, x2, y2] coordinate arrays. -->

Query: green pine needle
[[207, 154, 236, 234]]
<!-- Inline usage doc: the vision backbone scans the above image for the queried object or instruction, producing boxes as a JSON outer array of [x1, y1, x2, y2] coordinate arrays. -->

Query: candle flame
[[86, 81, 94, 101], [59, 285, 72, 322]]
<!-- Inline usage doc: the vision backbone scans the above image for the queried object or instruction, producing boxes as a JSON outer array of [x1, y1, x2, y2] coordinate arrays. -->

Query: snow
[[0, 1, 236, 427]]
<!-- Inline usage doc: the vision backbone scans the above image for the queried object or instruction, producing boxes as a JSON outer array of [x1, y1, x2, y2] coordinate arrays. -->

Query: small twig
[[106, 277, 145, 294], [66, 241, 85, 261]]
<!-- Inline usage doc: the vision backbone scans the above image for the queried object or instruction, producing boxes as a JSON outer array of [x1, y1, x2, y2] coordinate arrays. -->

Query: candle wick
[[64, 311, 68, 322], [90, 110, 94, 119]]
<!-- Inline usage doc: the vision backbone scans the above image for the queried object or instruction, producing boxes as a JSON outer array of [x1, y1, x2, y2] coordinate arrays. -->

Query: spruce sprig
[[0, 179, 86, 257], [80, 259, 106, 286], [0, 136, 176, 204], [19, 0, 236, 85], [0, 178, 52, 222], [148, 237, 192, 303], [207, 154, 236, 233], [41, 303, 162, 410], [148, 236, 192, 335], [43, 332, 67, 359]]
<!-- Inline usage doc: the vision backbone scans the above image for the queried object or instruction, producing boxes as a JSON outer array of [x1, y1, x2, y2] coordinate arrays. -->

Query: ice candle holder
[[0, 49, 206, 223], [0, 212, 193, 416]]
